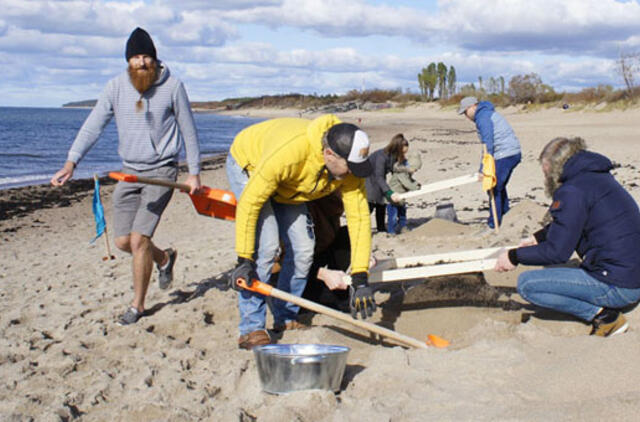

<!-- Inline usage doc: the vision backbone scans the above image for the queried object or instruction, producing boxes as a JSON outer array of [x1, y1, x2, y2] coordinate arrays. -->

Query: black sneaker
[[590, 309, 629, 337], [158, 248, 177, 290], [117, 307, 142, 326]]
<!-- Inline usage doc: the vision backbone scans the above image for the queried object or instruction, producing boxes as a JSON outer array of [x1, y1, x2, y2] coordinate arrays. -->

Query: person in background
[[365, 134, 405, 233], [270, 192, 378, 316], [495, 137, 640, 337], [387, 134, 421, 234], [458, 96, 521, 229], [51, 27, 201, 325], [226, 115, 376, 350]]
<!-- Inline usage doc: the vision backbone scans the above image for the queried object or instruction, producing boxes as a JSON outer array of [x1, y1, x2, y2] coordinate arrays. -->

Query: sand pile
[[3, 106, 640, 420]]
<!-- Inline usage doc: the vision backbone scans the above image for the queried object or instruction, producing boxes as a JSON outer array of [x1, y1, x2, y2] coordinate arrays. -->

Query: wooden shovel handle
[[109, 172, 190, 192], [236, 278, 448, 349]]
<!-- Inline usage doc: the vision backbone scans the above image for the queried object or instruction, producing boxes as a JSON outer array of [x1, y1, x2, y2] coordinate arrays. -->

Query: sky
[[1, 0, 640, 107]]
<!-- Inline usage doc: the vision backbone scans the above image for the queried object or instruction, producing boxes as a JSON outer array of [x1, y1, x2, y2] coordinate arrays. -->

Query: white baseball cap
[[326, 123, 373, 177]]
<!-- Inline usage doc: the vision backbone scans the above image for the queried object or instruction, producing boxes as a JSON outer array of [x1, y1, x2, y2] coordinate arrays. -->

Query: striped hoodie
[[67, 63, 201, 174]]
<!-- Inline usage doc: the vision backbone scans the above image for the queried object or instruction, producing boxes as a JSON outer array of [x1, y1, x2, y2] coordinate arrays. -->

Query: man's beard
[[128, 61, 158, 111]]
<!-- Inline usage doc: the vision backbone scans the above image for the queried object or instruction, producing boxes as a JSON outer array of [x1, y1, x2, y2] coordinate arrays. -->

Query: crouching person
[[495, 137, 640, 336]]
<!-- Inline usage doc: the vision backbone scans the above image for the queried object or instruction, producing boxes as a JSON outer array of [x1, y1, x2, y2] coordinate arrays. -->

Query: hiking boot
[[117, 307, 142, 326], [158, 248, 177, 290], [238, 329, 271, 350], [590, 309, 629, 337], [273, 320, 311, 332]]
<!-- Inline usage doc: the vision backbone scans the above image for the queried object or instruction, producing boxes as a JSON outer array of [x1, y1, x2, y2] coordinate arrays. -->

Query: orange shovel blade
[[109, 171, 237, 221], [426, 334, 450, 348], [109, 172, 138, 183], [189, 187, 236, 221]]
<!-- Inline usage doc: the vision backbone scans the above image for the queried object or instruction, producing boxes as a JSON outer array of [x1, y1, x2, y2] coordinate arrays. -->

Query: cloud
[[214, 0, 640, 56], [0, 0, 634, 107], [220, 0, 441, 39], [155, 0, 282, 10], [160, 11, 237, 46], [437, 0, 640, 56], [0, 0, 139, 37], [0, 0, 237, 49], [0, 26, 122, 58]]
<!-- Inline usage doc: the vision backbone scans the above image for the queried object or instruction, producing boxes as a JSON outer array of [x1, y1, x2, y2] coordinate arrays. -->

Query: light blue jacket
[[474, 101, 521, 160]]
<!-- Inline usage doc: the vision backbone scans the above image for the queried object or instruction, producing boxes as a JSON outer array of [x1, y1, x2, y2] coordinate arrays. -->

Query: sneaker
[[238, 329, 271, 350], [273, 320, 311, 332], [117, 307, 142, 326], [158, 248, 177, 290], [590, 310, 629, 337]]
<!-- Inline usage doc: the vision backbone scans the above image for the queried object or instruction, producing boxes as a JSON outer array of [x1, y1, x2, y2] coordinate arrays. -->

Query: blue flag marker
[[91, 176, 106, 243]]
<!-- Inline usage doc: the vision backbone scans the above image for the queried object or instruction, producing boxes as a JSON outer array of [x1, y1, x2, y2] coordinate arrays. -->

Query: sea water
[[0, 107, 263, 190]]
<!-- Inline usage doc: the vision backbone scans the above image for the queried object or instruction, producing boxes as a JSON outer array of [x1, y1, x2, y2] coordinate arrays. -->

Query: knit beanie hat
[[125, 27, 157, 62]]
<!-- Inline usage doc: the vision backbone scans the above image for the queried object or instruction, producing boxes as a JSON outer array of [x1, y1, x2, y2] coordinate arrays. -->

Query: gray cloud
[[441, 0, 640, 57], [155, 0, 283, 10], [220, 0, 442, 39], [0, 0, 633, 106]]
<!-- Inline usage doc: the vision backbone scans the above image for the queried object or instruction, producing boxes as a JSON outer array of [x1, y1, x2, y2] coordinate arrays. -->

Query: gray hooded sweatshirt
[[67, 63, 201, 174]]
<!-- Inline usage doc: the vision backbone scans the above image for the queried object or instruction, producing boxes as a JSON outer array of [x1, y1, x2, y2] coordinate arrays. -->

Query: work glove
[[349, 272, 376, 319], [385, 190, 402, 204], [230, 257, 258, 292]]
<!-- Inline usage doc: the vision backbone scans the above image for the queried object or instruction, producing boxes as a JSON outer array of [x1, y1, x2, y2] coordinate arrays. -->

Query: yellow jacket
[[230, 114, 371, 273]]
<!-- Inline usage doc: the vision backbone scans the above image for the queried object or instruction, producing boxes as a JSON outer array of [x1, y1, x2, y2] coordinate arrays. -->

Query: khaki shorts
[[112, 164, 178, 238]]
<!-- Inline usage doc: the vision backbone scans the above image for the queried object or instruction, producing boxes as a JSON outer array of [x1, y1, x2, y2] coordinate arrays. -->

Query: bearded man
[[494, 137, 640, 337], [51, 27, 201, 325]]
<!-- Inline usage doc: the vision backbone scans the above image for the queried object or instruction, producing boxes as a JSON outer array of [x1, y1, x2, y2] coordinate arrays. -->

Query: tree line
[[417, 61, 561, 104], [418, 59, 640, 106], [417, 62, 456, 100]]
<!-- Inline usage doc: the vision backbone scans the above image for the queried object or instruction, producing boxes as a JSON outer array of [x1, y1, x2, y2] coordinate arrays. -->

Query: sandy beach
[[2, 103, 640, 420]]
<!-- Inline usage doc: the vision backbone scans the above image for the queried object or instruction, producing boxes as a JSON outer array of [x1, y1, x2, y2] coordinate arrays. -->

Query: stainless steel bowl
[[253, 344, 350, 394]]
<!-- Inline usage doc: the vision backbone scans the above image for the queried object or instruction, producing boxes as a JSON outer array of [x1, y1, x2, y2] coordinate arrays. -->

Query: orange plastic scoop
[[109, 171, 236, 221]]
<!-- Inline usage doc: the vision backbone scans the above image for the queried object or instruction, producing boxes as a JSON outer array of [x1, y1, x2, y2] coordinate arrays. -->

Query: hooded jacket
[[230, 115, 371, 273], [365, 148, 396, 204], [389, 152, 422, 194], [515, 151, 640, 288], [67, 63, 201, 174], [474, 101, 521, 160]]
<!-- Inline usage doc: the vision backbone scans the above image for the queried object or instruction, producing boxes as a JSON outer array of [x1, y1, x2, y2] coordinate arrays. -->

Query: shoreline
[[5, 103, 640, 222], [0, 154, 227, 223]]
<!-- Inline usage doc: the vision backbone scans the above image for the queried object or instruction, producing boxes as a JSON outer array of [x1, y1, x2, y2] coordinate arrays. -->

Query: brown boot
[[273, 320, 311, 332], [238, 329, 271, 350]]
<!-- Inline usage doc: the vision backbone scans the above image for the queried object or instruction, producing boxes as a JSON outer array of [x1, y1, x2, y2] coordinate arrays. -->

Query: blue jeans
[[488, 153, 521, 228], [386, 203, 407, 234], [226, 154, 315, 335], [517, 267, 640, 321]]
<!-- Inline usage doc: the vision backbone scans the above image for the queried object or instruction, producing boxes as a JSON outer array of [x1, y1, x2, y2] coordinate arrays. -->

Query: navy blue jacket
[[516, 151, 640, 288]]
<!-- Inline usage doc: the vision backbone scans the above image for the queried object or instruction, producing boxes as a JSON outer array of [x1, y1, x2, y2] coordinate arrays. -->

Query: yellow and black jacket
[[230, 114, 371, 273]]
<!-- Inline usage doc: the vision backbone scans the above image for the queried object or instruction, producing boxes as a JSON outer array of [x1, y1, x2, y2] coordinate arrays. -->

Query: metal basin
[[253, 344, 350, 394]]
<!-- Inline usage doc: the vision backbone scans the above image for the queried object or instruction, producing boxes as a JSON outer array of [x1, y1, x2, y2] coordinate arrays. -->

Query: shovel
[[109, 171, 236, 221], [397, 173, 480, 200], [235, 278, 450, 349], [345, 246, 514, 284]]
